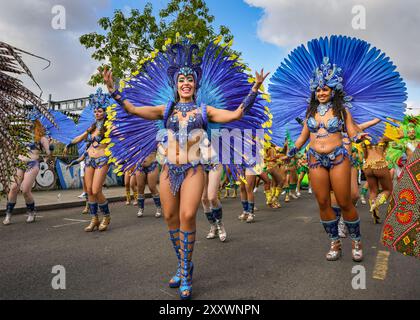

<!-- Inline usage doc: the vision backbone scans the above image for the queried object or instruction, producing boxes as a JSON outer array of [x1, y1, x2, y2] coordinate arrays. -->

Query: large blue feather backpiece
[[197, 41, 270, 180], [103, 46, 173, 174], [74, 101, 95, 157], [39, 110, 77, 145], [105, 37, 271, 177], [269, 35, 407, 146]]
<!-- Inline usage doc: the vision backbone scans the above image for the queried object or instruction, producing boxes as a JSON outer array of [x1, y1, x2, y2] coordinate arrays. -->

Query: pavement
[[0, 186, 151, 214], [0, 190, 419, 300]]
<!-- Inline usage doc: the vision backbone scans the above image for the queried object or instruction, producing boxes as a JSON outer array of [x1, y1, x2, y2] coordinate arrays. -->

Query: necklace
[[175, 101, 196, 117], [317, 102, 332, 116], [96, 120, 104, 131]]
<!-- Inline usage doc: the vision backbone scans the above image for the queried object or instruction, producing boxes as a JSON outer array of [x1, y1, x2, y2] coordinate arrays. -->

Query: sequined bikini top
[[87, 133, 103, 145], [164, 101, 207, 147], [307, 116, 344, 134], [87, 120, 105, 148]]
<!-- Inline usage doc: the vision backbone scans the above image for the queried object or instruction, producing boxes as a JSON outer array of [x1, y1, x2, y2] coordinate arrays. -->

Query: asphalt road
[[0, 191, 419, 300]]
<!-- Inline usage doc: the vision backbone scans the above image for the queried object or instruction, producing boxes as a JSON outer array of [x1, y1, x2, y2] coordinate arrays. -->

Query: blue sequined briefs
[[164, 161, 202, 195], [307, 145, 350, 169], [85, 155, 109, 169], [136, 161, 159, 175]]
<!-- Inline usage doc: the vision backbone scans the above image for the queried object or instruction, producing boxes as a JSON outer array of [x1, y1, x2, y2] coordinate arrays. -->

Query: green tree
[[80, 0, 236, 86]]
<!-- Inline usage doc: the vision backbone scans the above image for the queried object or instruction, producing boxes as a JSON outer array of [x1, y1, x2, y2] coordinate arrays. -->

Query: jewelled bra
[[165, 102, 206, 147], [87, 133, 103, 147], [307, 116, 344, 134], [86, 120, 105, 148]]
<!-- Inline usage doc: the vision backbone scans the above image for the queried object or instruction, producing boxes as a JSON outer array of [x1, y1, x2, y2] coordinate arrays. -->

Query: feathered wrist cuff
[[241, 89, 258, 113], [111, 89, 126, 106], [287, 146, 299, 158]]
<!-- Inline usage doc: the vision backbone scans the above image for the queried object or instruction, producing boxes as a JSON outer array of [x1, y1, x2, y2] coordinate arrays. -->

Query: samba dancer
[[102, 39, 269, 299], [269, 36, 406, 261]]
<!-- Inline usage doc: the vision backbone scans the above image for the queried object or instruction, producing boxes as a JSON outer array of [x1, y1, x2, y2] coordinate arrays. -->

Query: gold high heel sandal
[[85, 216, 100, 232], [99, 216, 111, 231]]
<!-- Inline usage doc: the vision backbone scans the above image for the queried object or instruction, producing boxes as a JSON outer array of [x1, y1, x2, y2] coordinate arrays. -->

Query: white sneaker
[[206, 223, 218, 239], [253, 187, 258, 193], [308, 188, 312, 194], [338, 216, 347, 238], [360, 195, 367, 205], [26, 212, 36, 223], [155, 207, 162, 218], [296, 191, 302, 197], [281, 190, 286, 195], [137, 208, 144, 217], [216, 222, 227, 242], [291, 193, 299, 199], [238, 212, 248, 221], [3, 213, 11, 225], [246, 213, 255, 223], [78, 192, 87, 199]]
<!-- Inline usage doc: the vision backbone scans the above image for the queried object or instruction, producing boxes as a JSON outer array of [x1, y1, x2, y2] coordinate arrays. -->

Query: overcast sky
[[0, 0, 109, 101], [0, 0, 418, 113]]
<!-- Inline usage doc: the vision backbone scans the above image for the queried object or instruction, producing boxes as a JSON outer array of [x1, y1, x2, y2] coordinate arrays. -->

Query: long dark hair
[[306, 89, 347, 120]]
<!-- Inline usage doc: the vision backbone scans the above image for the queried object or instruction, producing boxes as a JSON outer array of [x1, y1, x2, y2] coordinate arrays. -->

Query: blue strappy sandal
[[179, 230, 196, 300], [168, 229, 182, 288]]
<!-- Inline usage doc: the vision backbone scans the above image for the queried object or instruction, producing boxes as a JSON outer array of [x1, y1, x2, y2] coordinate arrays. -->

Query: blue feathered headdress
[[89, 88, 112, 110], [166, 42, 203, 92], [309, 56, 343, 92]]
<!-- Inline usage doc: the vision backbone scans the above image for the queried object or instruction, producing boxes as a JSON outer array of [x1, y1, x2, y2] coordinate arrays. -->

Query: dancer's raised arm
[[102, 67, 164, 120], [207, 69, 270, 123], [357, 118, 381, 130]]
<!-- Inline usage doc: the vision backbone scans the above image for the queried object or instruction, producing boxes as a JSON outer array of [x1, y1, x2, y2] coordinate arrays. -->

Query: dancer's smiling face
[[94, 108, 105, 120], [316, 86, 333, 104], [177, 74, 196, 101], [408, 127, 416, 139]]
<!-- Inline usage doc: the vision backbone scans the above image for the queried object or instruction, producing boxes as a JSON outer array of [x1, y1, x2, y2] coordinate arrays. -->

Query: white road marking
[[52, 218, 89, 228], [64, 218, 89, 222], [160, 289, 175, 298]]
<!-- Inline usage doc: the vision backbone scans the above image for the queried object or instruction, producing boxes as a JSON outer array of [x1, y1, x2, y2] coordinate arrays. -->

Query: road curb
[[0, 193, 152, 216]]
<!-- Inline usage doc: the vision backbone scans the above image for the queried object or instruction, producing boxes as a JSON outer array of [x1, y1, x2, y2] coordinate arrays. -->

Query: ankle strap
[[168, 229, 180, 243], [169, 229, 180, 236], [179, 230, 195, 244]]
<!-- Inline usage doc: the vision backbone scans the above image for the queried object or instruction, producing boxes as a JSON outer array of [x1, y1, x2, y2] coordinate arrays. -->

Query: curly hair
[[306, 89, 347, 121]]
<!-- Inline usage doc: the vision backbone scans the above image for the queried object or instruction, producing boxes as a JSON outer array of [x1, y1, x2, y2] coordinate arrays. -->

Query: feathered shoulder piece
[[0, 41, 53, 193]]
